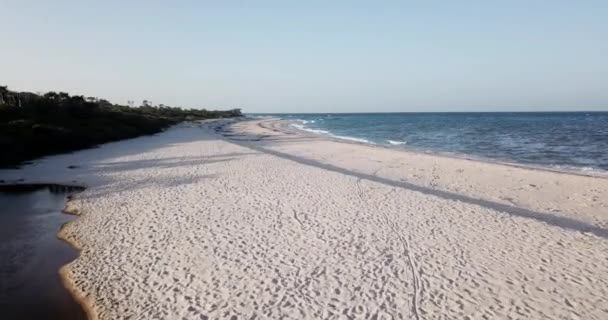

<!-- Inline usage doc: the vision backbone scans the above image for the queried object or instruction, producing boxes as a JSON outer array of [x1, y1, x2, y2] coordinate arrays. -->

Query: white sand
[[1, 119, 607, 319]]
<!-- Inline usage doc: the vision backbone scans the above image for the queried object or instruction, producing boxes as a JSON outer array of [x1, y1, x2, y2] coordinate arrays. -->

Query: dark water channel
[[0, 184, 87, 319]]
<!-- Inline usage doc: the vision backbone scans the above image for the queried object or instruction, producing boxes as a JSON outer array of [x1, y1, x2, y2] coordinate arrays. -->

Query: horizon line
[[248, 110, 607, 114]]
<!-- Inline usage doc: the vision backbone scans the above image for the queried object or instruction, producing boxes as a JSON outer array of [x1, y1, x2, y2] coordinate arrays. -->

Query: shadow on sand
[[228, 137, 608, 239]]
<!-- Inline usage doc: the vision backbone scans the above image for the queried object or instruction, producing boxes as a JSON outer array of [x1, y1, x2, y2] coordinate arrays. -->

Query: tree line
[[0, 86, 241, 167]]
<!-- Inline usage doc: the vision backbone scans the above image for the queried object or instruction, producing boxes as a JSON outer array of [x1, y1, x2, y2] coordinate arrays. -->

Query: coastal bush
[[0, 86, 241, 167]]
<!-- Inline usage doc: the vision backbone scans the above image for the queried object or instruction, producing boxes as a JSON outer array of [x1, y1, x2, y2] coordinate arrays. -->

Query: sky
[[1, 1, 607, 113]]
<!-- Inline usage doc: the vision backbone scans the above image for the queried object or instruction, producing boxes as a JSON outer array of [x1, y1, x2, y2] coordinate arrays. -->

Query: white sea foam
[[296, 119, 316, 124], [548, 164, 608, 177], [291, 122, 373, 144], [387, 140, 407, 145], [333, 135, 373, 144], [247, 115, 272, 119], [291, 123, 331, 135]]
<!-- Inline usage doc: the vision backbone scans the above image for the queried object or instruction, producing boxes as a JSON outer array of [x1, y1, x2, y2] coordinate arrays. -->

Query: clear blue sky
[[1, 1, 607, 112]]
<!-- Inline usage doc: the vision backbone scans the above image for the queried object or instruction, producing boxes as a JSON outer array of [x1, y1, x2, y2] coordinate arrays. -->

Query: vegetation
[[0, 86, 241, 167]]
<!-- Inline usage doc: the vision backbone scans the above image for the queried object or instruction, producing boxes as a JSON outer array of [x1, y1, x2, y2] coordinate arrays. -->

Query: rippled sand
[[1, 119, 606, 319]]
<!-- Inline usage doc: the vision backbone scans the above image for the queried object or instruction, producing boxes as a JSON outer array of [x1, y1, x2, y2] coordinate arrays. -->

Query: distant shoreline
[[243, 112, 608, 177], [235, 116, 607, 179]]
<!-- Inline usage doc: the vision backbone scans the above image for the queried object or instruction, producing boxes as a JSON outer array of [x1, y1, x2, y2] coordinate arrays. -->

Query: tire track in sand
[[292, 209, 310, 231], [356, 178, 423, 320]]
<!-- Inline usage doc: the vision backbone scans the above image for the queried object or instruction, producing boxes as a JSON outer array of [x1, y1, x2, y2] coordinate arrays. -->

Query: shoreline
[[225, 118, 608, 229], [1, 119, 606, 319], [59, 195, 98, 320], [269, 117, 608, 179]]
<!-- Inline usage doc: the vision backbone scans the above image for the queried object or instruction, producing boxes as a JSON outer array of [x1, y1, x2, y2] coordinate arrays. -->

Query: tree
[[58, 92, 70, 100], [44, 91, 59, 100]]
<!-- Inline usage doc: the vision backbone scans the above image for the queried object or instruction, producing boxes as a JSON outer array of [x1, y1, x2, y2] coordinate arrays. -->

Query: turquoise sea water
[[252, 112, 608, 174]]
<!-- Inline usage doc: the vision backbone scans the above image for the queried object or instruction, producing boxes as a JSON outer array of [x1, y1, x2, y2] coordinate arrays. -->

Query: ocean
[[251, 112, 608, 174]]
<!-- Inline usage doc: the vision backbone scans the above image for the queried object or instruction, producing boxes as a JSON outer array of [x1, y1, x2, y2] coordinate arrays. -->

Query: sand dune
[[1, 119, 606, 319]]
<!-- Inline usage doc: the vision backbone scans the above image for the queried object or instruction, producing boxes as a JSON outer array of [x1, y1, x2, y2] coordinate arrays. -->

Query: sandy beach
[[1, 118, 607, 319]]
